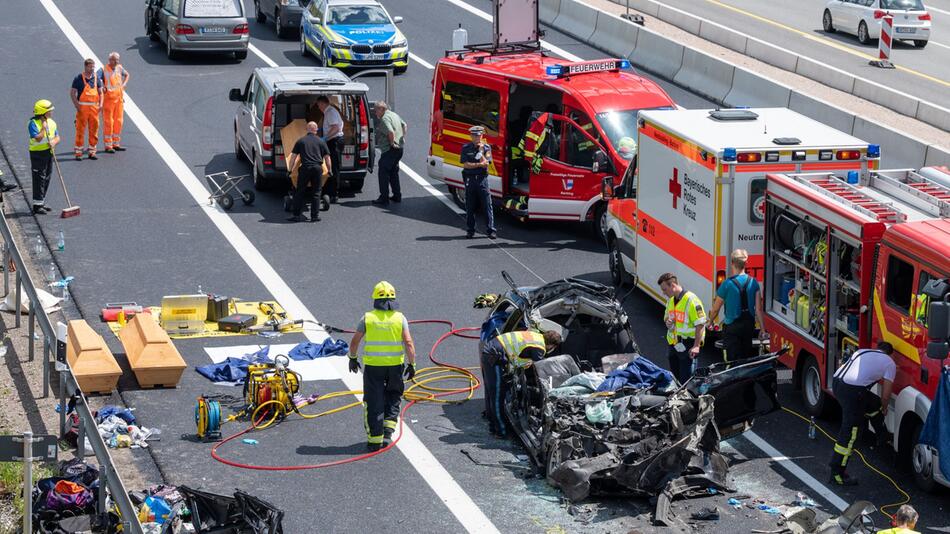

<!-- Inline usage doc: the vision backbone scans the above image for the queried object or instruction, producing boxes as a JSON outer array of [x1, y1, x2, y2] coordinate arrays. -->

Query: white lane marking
[[409, 52, 435, 69], [744, 431, 849, 511], [928, 40, 950, 50], [400, 162, 464, 215], [249, 43, 279, 67], [441, 0, 584, 61], [38, 1, 499, 532], [928, 5, 950, 15]]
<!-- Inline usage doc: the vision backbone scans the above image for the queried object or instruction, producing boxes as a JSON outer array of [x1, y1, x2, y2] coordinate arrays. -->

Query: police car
[[300, 0, 409, 73]]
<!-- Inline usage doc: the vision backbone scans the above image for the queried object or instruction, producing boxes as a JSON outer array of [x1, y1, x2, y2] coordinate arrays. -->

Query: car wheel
[[608, 237, 625, 287], [822, 10, 835, 33], [234, 128, 247, 162], [255, 0, 266, 23], [166, 38, 178, 60], [275, 9, 286, 38], [913, 39, 928, 48], [300, 32, 309, 56], [857, 21, 871, 44], [321, 44, 330, 67], [800, 355, 828, 417], [253, 153, 267, 191], [235, 50, 248, 61], [450, 186, 467, 209], [592, 203, 608, 242], [545, 444, 562, 482], [395, 64, 408, 75], [909, 420, 938, 492]]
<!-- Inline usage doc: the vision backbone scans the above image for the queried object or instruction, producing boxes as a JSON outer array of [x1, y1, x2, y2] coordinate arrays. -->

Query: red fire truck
[[426, 43, 675, 237], [762, 168, 950, 490]]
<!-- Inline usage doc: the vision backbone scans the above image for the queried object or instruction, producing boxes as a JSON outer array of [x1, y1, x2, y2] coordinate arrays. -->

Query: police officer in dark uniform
[[460, 125, 496, 239]]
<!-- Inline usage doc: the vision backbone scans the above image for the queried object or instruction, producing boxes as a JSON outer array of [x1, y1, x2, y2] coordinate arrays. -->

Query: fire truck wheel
[[450, 186, 467, 209], [593, 203, 608, 243], [800, 355, 828, 417], [908, 419, 937, 492], [608, 238, 625, 286]]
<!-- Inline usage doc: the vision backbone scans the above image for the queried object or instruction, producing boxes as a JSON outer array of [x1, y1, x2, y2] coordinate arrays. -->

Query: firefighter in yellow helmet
[[348, 281, 416, 451], [26, 100, 61, 212]]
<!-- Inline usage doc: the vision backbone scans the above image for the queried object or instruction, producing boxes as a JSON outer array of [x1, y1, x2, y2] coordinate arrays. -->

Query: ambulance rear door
[[634, 119, 718, 305]]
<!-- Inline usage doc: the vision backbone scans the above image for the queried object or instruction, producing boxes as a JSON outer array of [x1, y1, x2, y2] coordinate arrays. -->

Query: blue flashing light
[[619, 59, 631, 69], [545, 65, 564, 77], [867, 144, 881, 158], [847, 171, 859, 184], [723, 147, 737, 162]]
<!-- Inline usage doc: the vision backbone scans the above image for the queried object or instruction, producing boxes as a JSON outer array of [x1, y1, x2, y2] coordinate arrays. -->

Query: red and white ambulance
[[763, 168, 950, 490], [426, 47, 675, 235], [602, 108, 879, 314]]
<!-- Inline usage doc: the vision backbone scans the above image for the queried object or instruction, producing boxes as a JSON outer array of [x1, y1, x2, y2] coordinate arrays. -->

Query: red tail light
[[262, 96, 274, 152], [737, 152, 762, 163], [919, 13, 931, 20], [873, 10, 886, 19], [233, 24, 249, 34], [836, 150, 861, 160], [358, 99, 369, 154], [175, 24, 195, 35]]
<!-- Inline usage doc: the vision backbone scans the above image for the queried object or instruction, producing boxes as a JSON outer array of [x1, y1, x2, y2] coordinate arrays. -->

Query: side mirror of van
[[592, 150, 610, 174], [393, 16, 404, 24], [601, 176, 614, 201], [228, 88, 243, 102], [926, 299, 950, 361]]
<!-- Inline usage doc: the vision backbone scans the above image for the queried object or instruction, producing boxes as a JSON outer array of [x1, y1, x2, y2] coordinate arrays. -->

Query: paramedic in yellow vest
[[348, 281, 416, 451], [877, 505, 920, 534], [70, 58, 103, 160], [27, 100, 60, 214], [480, 329, 561, 437], [98, 52, 130, 153], [658, 272, 707, 384]]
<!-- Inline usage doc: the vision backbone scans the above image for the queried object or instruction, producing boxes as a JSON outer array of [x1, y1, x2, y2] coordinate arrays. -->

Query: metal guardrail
[[0, 207, 143, 533]]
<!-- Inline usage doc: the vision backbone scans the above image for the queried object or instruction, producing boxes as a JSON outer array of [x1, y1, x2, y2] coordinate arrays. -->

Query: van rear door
[[351, 69, 396, 174]]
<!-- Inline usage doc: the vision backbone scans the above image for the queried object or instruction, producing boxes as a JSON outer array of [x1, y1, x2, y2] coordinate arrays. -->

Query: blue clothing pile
[[196, 339, 349, 383], [919, 367, 950, 480], [95, 406, 136, 425], [288, 338, 349, 360], [596, 356, 674, 393]]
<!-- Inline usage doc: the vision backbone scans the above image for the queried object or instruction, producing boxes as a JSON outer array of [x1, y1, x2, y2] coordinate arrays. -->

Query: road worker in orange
[[98, 52, 130, 153], [70, 58, 103, 160]]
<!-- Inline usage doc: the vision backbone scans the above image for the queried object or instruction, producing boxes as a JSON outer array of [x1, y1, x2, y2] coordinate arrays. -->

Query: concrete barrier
[[852, 117, 929, 169], [794, 57, 855, 94], [656, 3, 701, 35], [724, 68, 791, 108], [699, 20, 748, 55], [625, 0, 659, 18], [924, 145, 950, 167], [540, 0, 561, 26], [916, 101, 950, 134], [852, 78, 920, 118], [674, 48, 735, 102], [744, 38, 800, 72], [552, 0, 598, 42], [629, 28, 685, 80], [787, 91, 856, 135], [589, 11, 640, 58]]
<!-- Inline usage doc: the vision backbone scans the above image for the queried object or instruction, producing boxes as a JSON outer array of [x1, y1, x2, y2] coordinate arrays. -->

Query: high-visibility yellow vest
[[876, 528, 920, 534], [28, 118, 57, 152], [363, 310, 406, 366], [914, 293, 929, 324], [664, 291, 706, 345], [497, 331, 545, 368]]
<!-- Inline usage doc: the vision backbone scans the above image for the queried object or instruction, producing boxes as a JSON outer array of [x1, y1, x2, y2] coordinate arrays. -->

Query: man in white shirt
[[317, 96, 344, 204], [828, 341, 896, 486]]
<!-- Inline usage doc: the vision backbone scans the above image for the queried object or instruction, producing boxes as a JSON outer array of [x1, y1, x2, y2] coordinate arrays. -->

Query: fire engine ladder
[[787, 173, 905, 223], [868, 169, 950, 218]]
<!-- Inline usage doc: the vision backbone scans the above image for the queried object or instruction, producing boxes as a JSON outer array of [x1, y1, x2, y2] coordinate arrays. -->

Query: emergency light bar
[[546, 59, 630, 78]]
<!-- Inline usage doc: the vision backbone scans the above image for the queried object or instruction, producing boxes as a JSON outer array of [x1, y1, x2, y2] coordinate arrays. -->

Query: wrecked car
[[480, 274, 781, 505]]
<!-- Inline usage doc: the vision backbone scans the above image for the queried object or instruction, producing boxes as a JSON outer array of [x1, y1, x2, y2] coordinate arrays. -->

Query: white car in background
[[823, 0, 932, 47]]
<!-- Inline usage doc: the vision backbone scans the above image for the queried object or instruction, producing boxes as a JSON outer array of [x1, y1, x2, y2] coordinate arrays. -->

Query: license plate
[[896, 27, 915, 33], [342, 154, 355, 167], [200, 26, 225, 34]]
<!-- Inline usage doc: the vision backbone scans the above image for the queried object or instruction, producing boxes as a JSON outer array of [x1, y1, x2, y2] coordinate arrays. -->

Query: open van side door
[[351, 69, 396, 173]]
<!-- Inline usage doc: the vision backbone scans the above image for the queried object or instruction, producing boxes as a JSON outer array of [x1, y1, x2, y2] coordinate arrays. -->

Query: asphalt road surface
[[647, 0, 950, 109], [0, 0, 946, 532]]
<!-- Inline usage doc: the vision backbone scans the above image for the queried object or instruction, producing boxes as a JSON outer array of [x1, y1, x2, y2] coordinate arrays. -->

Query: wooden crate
[[66, 320, 121, 394], [118, 314, 187, 388]]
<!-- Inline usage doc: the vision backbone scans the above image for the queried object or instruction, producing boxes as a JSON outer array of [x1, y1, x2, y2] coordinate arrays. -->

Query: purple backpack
[[45, 480, 93, 511]]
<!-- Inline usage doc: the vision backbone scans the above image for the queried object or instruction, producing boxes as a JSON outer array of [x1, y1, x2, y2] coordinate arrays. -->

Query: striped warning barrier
[[870, 14, 896, 69]]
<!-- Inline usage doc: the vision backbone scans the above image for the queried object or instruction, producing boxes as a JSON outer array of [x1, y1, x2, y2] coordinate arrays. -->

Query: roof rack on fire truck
[[868, 168, 950, 218], [785, 172, 906, 224], [446, 40, 542, 59]]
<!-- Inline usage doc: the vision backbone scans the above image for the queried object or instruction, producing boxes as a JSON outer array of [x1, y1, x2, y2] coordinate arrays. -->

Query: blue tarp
[[196, 346, 270, 383], [596, 356, 674, 393], [919, 367, 950, 480], [287, 339, 348, 360]]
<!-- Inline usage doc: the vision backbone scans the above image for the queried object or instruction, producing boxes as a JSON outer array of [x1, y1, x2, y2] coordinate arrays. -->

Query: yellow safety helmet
[[372, 281, 396, 300], [33, 99, 54, 116]]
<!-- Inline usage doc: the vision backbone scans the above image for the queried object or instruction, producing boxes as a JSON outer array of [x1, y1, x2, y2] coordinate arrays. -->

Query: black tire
[[253, 154, 268, 191], [395, 64, 408, 75], [283, 195, 293, 212], [608, 237, 625, 286], [300, 32, 309, 56], [235, 50, 248, 61], [321, 44, 331, 67], [234, 128, 247, 162], [907, 419, 938, 492], [800, 355, 829, 417], [450, 186, 466, 209], [545, 443, 562, 482], [914, 40, 928, 48], [166, 38, 179, 60], [592, 203, 608, 242], [822, 10, 835, 33], [218, 194, 235, 210], [858, 21, 871, 44], [242, 190, 255, 205], [255, 0, 266, 23], [275, 9, 287, 38]]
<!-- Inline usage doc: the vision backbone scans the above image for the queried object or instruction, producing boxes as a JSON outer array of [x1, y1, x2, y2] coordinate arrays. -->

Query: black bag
[[178, 485, 284, 534]]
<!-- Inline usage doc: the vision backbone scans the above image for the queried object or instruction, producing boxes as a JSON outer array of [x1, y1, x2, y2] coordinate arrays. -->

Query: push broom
[[45, 119, 80, 218]]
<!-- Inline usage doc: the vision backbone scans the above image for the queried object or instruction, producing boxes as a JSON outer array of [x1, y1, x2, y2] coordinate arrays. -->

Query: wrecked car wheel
[[608, 237, 625, 286]]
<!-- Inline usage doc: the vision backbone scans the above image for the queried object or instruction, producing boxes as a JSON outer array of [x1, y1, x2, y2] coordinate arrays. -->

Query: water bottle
[[808, 416, 817, 440], [46, 262, 56, 283], [62, 284, 70, 303], [57, 231, 65, 252], [34, 235, 43, 256]]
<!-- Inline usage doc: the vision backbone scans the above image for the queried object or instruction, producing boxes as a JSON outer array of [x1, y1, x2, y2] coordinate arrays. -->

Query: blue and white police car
[[300, 0, 408, 73]]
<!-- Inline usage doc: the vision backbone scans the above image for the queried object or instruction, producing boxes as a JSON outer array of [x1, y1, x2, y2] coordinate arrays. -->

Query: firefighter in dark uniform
[[828, 342, 896, 486], [348, 281, 417, 451], [481, 330, 561, 437], [461, 125, 497, 239]]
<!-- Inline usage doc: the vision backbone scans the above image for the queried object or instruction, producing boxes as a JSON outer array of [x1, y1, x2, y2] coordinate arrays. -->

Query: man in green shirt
[[371, 101, 406, 206]]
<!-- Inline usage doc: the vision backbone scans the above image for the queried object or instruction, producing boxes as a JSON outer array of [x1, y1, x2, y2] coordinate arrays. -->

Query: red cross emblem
[[669, 168, 682, 209]]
